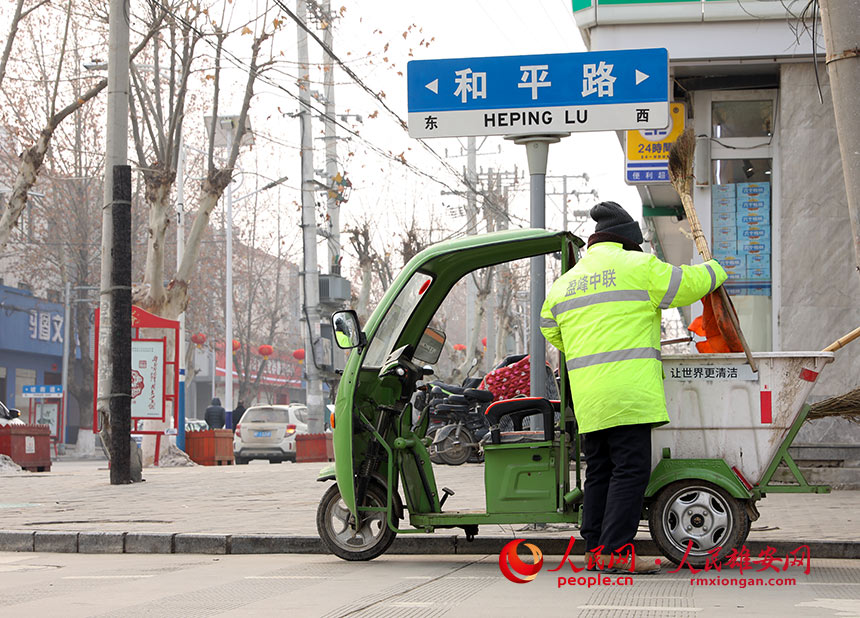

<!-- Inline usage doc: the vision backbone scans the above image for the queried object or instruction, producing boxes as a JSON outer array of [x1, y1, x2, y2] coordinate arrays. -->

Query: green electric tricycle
[[316, 229, 834, 567]]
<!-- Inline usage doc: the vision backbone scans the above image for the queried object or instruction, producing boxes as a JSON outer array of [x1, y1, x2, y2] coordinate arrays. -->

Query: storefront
[[571, 1, 860, 444], [0, 284, 68, 432]]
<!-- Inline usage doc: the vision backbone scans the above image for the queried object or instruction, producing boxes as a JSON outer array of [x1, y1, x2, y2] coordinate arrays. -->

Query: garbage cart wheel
[[649, 480, 750, 569], [317, 481, 398, 561]]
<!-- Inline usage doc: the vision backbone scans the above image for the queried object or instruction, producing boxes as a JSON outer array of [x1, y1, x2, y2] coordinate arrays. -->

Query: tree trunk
[[819, 0, 860, 277]]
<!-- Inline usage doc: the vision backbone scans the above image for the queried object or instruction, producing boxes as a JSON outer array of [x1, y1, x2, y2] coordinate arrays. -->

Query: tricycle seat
[[484, 397, 557, 445], [497, 430, 549, 444]]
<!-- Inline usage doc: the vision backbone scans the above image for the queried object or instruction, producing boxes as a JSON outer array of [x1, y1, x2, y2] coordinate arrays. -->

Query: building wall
[[778, 63, 860, 442]]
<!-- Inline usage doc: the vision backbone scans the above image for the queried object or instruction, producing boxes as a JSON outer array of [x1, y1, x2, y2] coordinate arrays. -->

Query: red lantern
[[191, 333, 207, 348], [258, 344, 274, 360], [453, 343, 466, 352], [292, 349, 305, 362], [481, 337, 487, 348], [232, 339, 241, 352]]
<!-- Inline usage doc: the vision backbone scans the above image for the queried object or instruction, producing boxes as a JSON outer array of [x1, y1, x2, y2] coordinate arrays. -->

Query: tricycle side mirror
[[331, 309, 366, 350]]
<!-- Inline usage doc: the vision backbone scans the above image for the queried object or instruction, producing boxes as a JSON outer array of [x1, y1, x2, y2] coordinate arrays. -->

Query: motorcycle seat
[[463, 388, 494, 403], [434, 403, 470, 414]]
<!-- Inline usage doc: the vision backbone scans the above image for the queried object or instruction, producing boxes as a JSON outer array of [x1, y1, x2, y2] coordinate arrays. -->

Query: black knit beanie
[[587, 201, 643, 250]]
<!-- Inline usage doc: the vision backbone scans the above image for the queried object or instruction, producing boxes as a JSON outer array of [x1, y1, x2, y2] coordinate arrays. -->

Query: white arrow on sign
[[635, 70, 649, 85], [425, 78, 438, 94]]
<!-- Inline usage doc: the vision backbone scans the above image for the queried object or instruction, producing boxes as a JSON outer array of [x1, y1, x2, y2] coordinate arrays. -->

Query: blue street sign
[[407, 48, 669, 138], [22, 384, 63, 398]]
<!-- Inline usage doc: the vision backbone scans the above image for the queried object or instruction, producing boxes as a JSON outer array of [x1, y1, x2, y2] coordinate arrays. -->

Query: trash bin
[[296, 433, 334, 463], [0, 424, 51, 471], [184, 429, 234, 466]]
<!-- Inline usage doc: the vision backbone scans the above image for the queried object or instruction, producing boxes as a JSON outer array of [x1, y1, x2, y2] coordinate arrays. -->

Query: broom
[[668, 128, 758, 372], [809, 326, 860, 421]]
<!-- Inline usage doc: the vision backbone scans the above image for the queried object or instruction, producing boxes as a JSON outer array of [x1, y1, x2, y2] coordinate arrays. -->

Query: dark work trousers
[[580, 423, 652, 554]]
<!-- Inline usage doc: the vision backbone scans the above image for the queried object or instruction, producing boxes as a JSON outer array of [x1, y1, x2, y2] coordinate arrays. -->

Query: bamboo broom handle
[[823, 326, 860, 352], [678, 180, 712, 260], [678, 179, 758, 372]]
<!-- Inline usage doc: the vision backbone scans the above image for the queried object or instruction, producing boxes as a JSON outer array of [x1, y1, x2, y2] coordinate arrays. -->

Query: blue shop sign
[[0, 285, 64, 355]]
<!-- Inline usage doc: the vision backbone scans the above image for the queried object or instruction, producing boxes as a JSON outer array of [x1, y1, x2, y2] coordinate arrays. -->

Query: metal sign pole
[[510, 135, 564, 428]]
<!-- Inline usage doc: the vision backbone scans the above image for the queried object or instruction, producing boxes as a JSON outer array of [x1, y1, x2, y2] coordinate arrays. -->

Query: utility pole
[[819, 0, 860, 277], [544, 174, 594, 232], [322, 0, 339, 276], [224, 126, 234, 429], [176, 140, 187, 449], [465, 136, 477, 344], [99, 0, 132, 484], [298, 0, 324, 433]]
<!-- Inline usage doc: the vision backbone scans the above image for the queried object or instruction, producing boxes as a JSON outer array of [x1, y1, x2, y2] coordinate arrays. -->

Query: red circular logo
[[499, 539, 544, 584], [130, 369, 144, 399]]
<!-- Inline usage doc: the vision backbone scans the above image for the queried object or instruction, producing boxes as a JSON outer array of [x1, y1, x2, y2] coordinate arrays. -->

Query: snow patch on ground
[[158, 443, 198, 467], [0, 454, 24, 474]]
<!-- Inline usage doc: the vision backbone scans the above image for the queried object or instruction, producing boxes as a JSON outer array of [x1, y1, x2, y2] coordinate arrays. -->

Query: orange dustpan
[[688, 291, 743, 353]]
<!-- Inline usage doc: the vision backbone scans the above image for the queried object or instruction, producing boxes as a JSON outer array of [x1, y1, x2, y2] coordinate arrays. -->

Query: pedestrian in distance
[[541, 201, 727, 574], [204, 397, 226, 430], [232, 400, 246, 430]]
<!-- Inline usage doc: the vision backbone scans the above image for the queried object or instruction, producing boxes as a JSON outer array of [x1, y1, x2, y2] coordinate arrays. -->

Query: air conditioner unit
[[319, 274, 351, 304]]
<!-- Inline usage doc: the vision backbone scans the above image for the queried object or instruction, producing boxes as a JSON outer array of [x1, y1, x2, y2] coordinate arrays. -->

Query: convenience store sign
[[625, 102, 684, 184]]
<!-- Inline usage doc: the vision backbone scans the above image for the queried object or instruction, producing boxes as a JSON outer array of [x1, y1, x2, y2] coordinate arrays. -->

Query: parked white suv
[[233, 404, 308, 464]]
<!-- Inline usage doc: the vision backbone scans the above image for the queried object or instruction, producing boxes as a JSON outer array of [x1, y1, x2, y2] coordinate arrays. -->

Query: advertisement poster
[[35, 402, 59, 438], [131, 339, 165, 420]]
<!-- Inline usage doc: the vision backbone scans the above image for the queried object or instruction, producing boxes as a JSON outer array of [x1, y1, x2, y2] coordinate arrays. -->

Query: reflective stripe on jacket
[[540, 242, 727, 434]]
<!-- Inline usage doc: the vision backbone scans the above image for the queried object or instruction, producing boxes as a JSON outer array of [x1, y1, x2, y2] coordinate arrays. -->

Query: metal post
[[224, 127, 234, 430], [176, 140, 186, 449], [61, 281, 71, 448], [510, 135, 563, 429], [298, 0, 324, 433]]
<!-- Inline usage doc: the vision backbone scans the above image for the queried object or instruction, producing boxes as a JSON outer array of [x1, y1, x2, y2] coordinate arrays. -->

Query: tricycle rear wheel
[[648, 480, 750, 569], [316, 481, 398, 561]]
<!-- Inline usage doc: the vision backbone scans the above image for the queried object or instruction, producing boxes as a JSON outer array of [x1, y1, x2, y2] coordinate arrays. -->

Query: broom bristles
[[668, 127, 696, 186]]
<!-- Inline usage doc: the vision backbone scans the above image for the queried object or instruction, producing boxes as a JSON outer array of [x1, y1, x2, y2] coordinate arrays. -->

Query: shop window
[[712, 100, 773, 137], [702, 89, 777, 352]]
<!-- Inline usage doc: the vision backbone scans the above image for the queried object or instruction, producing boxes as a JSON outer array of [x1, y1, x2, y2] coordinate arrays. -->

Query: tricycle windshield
[[364, 271, 433, 367]]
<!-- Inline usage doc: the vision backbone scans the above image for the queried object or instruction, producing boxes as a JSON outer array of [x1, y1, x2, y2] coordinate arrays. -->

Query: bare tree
[[0, 6, 163, 251], [0, 0, 49, 90], [130, 7, 279, 320]]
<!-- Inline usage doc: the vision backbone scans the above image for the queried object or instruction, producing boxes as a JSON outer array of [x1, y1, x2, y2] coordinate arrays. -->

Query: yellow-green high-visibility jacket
[[541, 242, 727, 434]]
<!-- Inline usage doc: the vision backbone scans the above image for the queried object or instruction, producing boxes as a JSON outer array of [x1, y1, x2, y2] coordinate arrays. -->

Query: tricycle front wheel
[[648, 480, 750, 569], [316, 482, 398, 561]]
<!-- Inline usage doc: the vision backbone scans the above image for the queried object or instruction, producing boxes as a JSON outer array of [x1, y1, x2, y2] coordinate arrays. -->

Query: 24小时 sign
[[625, 102, 685, 184]]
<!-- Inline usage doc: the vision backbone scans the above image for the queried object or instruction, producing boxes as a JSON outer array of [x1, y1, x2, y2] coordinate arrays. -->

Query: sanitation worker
[[541, 201, 727, 574]]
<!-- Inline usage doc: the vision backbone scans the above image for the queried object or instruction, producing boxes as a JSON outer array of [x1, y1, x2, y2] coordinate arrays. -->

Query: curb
[[2, 531, 859, 559]]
